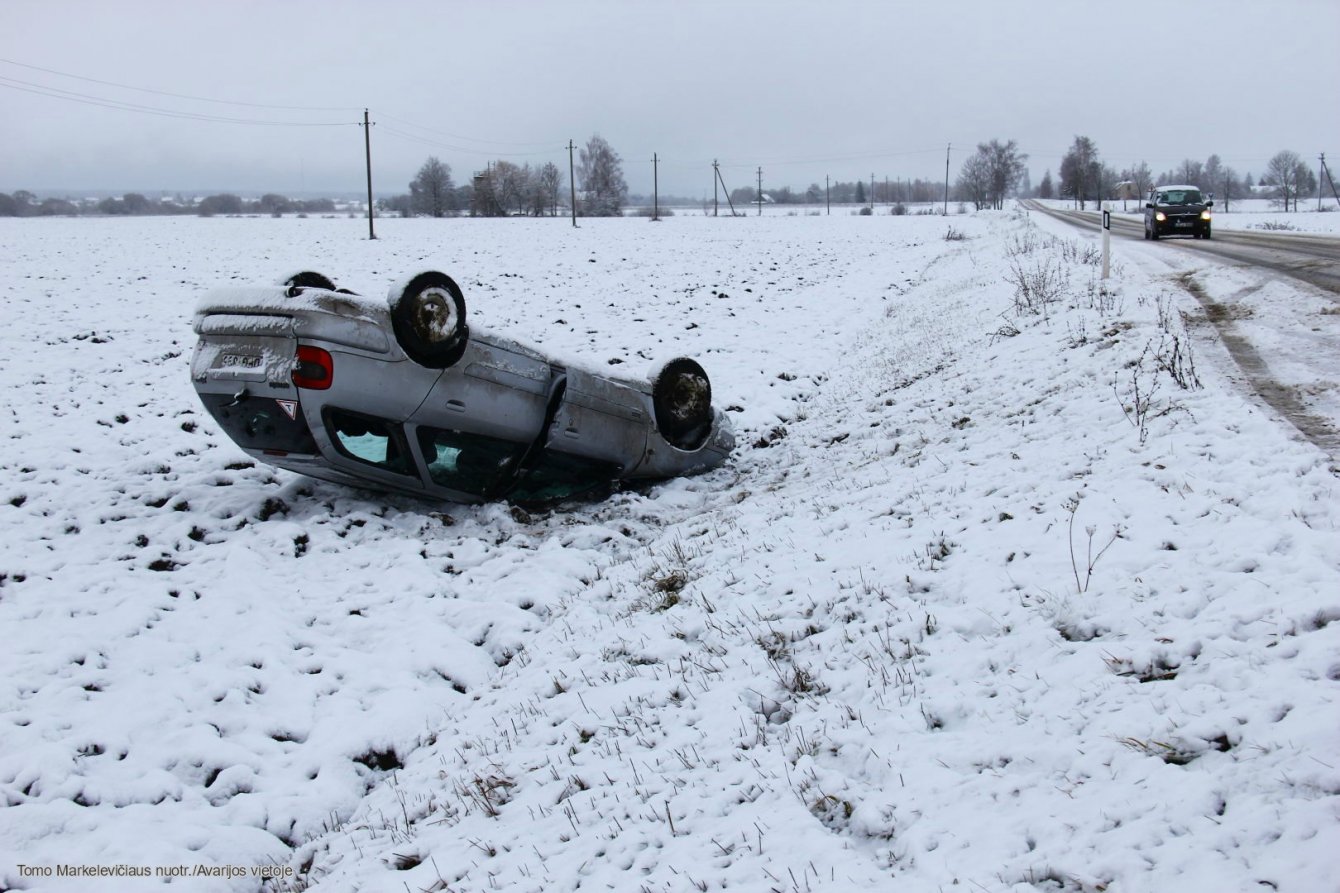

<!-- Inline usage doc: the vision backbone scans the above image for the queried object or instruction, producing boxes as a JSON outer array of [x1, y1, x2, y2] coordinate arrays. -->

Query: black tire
[[1203, 226, 1212, 240], [1150, 227, 1160, 241], [389, 271, 469, 368], [652, 358, 713, 451], [280, 271, 337, 294], [1143, 225, 1150, 240]]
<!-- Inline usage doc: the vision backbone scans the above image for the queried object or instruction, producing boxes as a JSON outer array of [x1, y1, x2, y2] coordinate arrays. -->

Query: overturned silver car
[[190, 271, 734, 504]]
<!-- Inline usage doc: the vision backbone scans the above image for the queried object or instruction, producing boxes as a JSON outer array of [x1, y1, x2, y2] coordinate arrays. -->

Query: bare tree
[[410, 157, 455, 217], [577, 135, 628, 217], [534, 162, 563, 217], [1263, 150, 1308, 211], [978, 139, 1028, 209], [1124, 161, 1153, 199], [1177, 158, 1205, 185], [956, 152, 991, 210], [1202, 155, 1224, 195], [487, 161, 526, 215], [1059, 136, 1101, 209]]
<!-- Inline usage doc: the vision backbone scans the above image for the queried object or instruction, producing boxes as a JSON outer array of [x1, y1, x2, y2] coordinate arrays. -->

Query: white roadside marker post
[[1101, 201, 1112, 280]]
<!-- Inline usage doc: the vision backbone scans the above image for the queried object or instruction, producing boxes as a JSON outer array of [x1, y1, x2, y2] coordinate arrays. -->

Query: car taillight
[[293, 345, 333, 390]]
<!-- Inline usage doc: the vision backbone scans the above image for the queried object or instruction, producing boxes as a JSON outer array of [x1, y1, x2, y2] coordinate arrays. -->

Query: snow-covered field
[[1, 210, 1337, 892]]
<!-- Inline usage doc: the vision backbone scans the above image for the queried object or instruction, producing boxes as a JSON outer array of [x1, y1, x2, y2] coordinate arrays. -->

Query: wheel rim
[[665, 372, 709, 423], [411, 287, 460, 344]]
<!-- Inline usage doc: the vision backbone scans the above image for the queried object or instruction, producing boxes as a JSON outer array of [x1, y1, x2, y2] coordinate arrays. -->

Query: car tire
[[1150, 228, 1160, 241], [652, 358, 713, 451], [280, 271, 337, 295], [1203, 227, 1212, 240], [389, 271, 469, 368]]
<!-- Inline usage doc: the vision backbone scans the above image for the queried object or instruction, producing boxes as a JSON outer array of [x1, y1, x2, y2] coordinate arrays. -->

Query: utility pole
[[568, 140, 577, 227], [825, 175, 830, 215], [943, 143, 951, 216], [757, 166, 763, 216], [652, 153, 660, 221], [361, 109, 376, 240], [884, 176, 889, 207], [1322, 153, 1340, 206], [1321, 152, 1327, 212], [870, 173, 875, 212], [713, 160, 719, 217]]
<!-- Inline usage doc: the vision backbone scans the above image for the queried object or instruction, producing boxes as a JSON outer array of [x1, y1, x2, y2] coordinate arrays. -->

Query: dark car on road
[[1144, 185, 1213, 240], [190, 271, 735, 504]]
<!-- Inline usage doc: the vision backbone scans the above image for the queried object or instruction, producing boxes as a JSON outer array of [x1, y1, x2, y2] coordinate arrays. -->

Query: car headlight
[[1200, 210, 1212, 220], [1155, 211, 1166, 222]]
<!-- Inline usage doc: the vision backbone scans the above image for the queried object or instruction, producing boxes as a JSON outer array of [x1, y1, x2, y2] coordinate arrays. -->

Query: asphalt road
[[1020, 199, 1340, 297]]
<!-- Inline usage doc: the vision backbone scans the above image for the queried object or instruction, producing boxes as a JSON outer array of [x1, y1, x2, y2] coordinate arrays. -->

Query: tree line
[[1039, 137, 1323, 212], [382, 135, 628, 218], [4, 136, 1328, 219], [0, 190, 339, 217]]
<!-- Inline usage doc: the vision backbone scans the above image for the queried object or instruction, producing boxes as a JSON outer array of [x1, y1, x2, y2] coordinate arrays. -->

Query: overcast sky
[[3, 0, 1337, 199]]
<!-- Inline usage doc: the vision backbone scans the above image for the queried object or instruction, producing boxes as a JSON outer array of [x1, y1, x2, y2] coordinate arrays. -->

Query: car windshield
[[1158, 189, 1202, 205]]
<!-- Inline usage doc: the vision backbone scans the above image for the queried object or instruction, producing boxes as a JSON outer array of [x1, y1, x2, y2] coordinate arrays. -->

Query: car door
[[546, 366, 649, 469]]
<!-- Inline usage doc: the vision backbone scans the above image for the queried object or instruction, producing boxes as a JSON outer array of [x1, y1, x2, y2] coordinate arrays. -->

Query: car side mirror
[[1144, 202, 1154, 209], [1205, 200, 1214, 207]]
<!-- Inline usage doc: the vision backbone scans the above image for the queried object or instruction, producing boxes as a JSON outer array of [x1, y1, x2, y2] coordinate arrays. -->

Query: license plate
[[1175, 221, 1192, 228], [221, 353, 263, 368]]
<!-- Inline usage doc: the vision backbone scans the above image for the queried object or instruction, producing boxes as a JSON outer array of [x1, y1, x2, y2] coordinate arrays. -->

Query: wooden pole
[[943, 143, 950, 216], [362, 109, 376, 240], [568, 140, 577, 227]]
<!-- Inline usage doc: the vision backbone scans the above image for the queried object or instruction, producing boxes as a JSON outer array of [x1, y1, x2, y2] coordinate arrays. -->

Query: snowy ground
[[1, 211, 1337, 892]]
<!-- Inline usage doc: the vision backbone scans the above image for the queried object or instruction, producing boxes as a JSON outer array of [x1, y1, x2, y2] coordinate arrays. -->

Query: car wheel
[[1203, 227, 1212, 240], [1143, 225, 1150, 240], [389, 271, 469, 368], [1150, 228, 1160, 241], [280, 271, 337, 294], [652, 358, 713, 451]]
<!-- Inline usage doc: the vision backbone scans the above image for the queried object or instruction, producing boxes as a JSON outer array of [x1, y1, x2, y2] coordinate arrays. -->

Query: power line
[[377, 111, 558, 150], [379, 124, 559, 158], [0, 75, 355, 126], [0, 56, 358, 112], [711, 146, 944, 170]]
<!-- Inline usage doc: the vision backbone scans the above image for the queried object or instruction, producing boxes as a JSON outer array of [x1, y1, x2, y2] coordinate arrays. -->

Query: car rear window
[[327, 409, 415, 476]]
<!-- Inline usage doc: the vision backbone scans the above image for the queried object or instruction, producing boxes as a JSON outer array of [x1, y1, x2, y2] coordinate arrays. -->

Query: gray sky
[[3, 0, 1337, 199]]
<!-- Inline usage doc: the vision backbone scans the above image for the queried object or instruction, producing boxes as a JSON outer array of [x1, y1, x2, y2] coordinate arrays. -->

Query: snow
[[1, 210, 1337, 892]]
